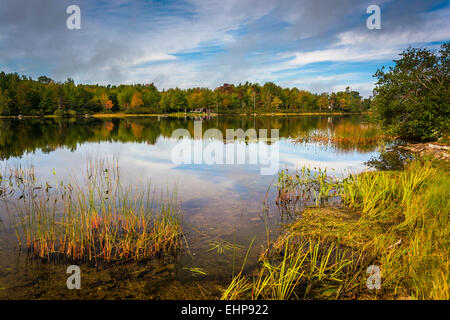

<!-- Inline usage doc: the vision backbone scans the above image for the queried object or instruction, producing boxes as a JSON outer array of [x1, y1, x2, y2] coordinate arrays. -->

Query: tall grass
[[221, 236, 360, 300], [224, 158, 449, 300], [6, 157, 183, 264], [338, 160, 436, 218], [296, 122, 392, 152], [338, 158, 449, 299], [276, 167, 337, 207]]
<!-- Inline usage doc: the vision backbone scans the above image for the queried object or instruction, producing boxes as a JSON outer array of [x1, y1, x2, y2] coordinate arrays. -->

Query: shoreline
[[0, 111, 370, 119]]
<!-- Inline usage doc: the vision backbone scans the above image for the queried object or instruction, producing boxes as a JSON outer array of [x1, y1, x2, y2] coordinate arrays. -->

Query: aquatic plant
[[207, 240, 238, 255], [275, 167, 338, 209], [296, 122, 393, 153], [7, 157, 183, 264], [183, 267, 207, 277]]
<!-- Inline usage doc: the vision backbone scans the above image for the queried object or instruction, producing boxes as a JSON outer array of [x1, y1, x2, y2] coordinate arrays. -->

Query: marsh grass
[[6, 157, 183, 264], [296, 122, 393, 152], [0, 164, 27, 200], [337, 158, 450, 299], [223, 158, 449, 300], [221, 235, 362, 300], [276, 167, 337, 207]]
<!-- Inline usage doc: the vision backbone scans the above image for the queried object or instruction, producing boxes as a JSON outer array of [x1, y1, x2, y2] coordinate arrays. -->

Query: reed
[[7, 157, 183, 264], [221, 236, 359, 300], [296, 122, 392, 152], [275, 167, 339, 212]]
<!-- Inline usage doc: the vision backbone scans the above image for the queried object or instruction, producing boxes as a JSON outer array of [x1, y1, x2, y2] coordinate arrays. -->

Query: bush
[[53, 109, 78, 117]]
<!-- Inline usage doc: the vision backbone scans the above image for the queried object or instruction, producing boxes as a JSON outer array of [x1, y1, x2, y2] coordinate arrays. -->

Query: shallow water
[[0, 114, 386, 299]]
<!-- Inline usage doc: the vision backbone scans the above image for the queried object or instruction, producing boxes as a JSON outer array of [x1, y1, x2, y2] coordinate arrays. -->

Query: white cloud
[[336, 8, 450, 47], [0, 0, 448, 95], [286, 47, 397, 66]]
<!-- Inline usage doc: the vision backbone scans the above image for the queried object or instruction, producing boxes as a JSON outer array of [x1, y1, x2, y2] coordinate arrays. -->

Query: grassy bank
[[6, 158, 183, 264], [222, 158, 449, 300]]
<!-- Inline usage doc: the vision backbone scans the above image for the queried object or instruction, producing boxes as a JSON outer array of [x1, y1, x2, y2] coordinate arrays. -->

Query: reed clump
[[296, 122, 392, 152], [221, 235, 362, 300], [275, 167, 337, 207], [7, 158, 183, 264]]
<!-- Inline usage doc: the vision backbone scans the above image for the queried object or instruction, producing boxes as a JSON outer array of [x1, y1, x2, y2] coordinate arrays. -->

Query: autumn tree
[[0, 71, 370, 116], [105, 100, 114, 111], [98, 92, 114, 111], [130, 92, 144, 109], [271, 96, 282, 109], [187, 90, 206, 110]]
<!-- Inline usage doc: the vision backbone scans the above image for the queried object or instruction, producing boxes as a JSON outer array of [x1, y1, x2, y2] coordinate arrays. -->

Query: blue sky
[[0, 0, 449, 97]]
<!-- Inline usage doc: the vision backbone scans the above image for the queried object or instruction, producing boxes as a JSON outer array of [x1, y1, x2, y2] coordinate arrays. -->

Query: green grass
[[222, 158, 449, 300], [221, 235, 360, 300], [275, 166, 336, 208], [338, 158, 449, 299], [6, 157, 183, 264]]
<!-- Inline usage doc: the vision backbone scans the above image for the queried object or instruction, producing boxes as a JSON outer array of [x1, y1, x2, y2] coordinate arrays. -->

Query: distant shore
[[0, 111, 370, 119]]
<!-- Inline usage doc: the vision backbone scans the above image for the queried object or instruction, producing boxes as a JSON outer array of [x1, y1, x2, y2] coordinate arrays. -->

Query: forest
[[0, 72, 370, 116]]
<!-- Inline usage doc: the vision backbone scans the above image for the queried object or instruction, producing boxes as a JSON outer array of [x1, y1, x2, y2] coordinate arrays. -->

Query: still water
[[0, 115, 385, 299]]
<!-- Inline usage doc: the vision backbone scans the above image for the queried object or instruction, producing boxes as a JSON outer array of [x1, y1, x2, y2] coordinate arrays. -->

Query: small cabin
[[192, 108, 211, 113]]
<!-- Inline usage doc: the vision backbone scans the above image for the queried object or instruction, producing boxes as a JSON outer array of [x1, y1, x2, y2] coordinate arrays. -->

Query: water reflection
[[0, 115, 381, 160], [0, 115, 390, 298], [0, 115, 385, 238], [0, 115, 387, 227]]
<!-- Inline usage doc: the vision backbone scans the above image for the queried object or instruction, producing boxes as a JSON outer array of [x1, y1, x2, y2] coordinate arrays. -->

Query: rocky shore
[[396, 142, 449, 161]]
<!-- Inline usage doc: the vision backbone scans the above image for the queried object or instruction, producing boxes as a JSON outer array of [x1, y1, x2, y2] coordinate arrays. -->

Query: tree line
[[0, 72, 370, 116]]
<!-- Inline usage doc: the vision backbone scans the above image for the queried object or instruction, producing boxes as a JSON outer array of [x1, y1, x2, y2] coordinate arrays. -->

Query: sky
[[0, 0, 449, 97]]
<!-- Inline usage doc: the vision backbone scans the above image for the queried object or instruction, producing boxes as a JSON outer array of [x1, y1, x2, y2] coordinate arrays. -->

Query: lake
[[0, 114, 387, 299]]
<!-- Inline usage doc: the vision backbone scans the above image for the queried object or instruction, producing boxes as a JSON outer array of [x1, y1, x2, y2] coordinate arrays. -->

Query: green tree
[[372, 44, 449, 141], [0, 89, 11, 115], [39, 85, 57, 114], [169, 89, 187, 112], [141, 83, 161, 110]]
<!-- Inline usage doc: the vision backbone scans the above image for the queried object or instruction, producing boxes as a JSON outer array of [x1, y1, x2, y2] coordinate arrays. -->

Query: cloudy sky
[[0, 0, 449, 96]]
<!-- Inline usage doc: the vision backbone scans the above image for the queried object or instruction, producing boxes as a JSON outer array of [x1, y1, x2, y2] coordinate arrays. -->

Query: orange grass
[[296, 122, 393, 152]]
